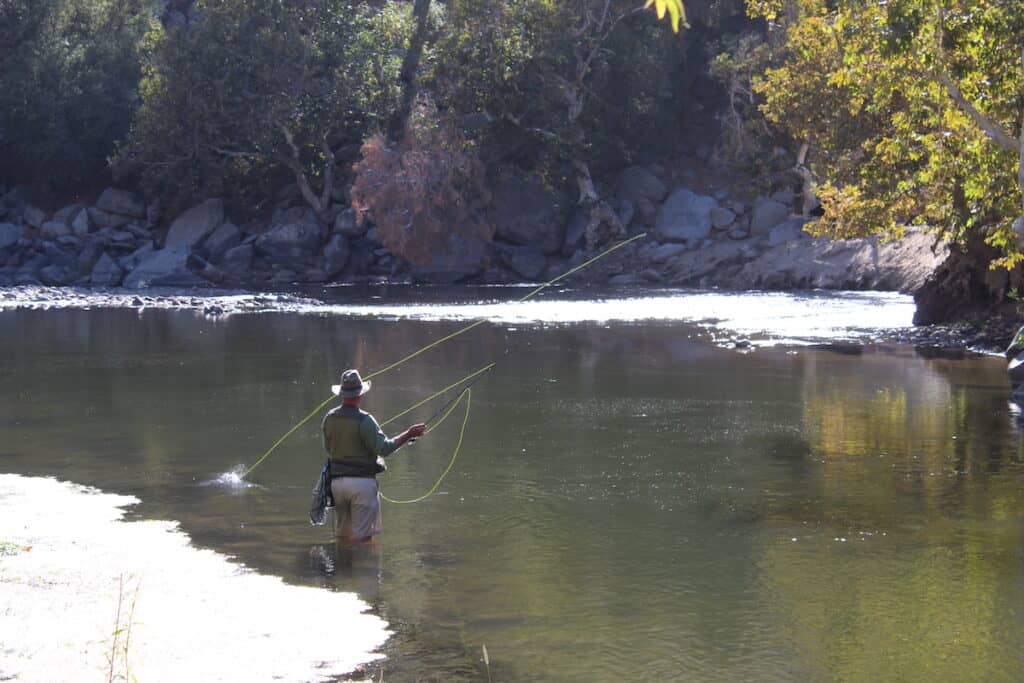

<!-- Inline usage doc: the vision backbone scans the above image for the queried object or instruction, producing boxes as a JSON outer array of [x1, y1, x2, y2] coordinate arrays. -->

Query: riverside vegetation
[[0, 0, 1022, 335]]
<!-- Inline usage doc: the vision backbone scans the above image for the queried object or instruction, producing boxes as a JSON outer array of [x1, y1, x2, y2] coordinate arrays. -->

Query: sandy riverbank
[[0, 474, 389, 682]]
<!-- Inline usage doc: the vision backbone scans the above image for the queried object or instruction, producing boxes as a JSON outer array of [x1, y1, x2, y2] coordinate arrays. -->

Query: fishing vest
[[322, 405, 384, 478]]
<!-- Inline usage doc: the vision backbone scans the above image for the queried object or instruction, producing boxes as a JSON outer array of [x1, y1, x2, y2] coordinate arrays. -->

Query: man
[[322, 369, 425, 543]]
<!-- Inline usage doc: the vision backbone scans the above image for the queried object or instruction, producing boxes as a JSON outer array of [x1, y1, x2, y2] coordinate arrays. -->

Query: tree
[[749, 0, 1024, 268], [0, 0, 155, 190], [117, 0, 411, 218]]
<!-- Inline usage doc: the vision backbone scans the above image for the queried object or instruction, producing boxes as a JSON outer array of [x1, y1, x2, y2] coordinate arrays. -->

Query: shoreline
[[0, 474, 389, 682]]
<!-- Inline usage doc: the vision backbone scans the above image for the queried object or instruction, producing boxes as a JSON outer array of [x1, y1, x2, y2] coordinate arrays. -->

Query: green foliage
[[0, 0, 155, 190], [116, 0, 411, 210], [749, 0, 1024, 264], [430, 0, 687, 174]]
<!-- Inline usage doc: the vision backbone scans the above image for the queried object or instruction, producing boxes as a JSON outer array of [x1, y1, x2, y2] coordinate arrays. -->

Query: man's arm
[[361, 414, 426, 457]]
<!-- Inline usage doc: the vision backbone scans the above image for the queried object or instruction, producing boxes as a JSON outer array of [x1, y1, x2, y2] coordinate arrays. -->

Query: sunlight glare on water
[[309, 290, 915, 345]]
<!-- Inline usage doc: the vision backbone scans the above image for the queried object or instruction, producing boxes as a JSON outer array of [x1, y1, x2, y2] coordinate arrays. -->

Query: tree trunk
[[794, 140, 818, 216], [387, 0, 432, 144]]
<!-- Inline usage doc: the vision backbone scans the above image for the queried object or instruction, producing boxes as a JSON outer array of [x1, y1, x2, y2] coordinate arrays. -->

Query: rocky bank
[[0, 165, 948, 297]]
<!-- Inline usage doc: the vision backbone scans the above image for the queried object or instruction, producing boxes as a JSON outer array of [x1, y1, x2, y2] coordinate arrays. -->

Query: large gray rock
[[221, 243, 254, 276], [38, 264, 74, 285], [165, 199, 224, 249], [322, 234, 350, 278], [333, 207, 365, 238], [655, 188, 717, 245], [23, 205, 46, 229], [202, 222, 242, 264], [95, 188, 146, 219], [90, 252, 124, 287], [40, 221, 71, 239], [768, 218, 809, 246], [750, 197, 791, 236], [71, 208, 91, 236], [710, 206, 737, 230], [77, 240, 105, 273], [0, 223, 24, 251], [410, 232, 488, 283], [492, 175, 567, 255], [255, 214, 325, 269], [612, 197, 635, 229], [87, 207, 133, 229], [123, 247, 203, 288], [501, 244, 547, 280], [41, 242, 77, 270], [645, 242, 689, 262], [616, 166, 668, 205], [562, 209, 588, 257], [52, 203, 85, 226]]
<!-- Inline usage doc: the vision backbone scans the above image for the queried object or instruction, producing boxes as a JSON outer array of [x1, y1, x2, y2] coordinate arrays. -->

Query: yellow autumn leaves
[[644, 0, 687, 33]]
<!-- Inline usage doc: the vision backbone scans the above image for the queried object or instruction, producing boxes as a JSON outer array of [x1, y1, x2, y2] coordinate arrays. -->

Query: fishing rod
[[242, 232, 647, 479], [405, 364, 496, 445]]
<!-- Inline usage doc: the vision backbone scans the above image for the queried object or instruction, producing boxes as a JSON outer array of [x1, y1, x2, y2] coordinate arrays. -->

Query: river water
[[1, 287, 1022, 681]]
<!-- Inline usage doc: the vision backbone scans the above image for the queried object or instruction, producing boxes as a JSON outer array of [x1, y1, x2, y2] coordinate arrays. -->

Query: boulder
[[768, 218, 809, 246], [750, 197, 790, 236], [410, 232, 488, 283], [333, 207, 365, 238], [322, 234, 350, 278], [40, 221, 71, 239], [645, 242, 688, 262], [90, 252, 124, 287], [562, 209, 588, 257], [0, 223, 24, 251], [203, 222, 242, 264], [221, 243, 254, 276], [77, 240, 105, 273], [710, 206, 737, 230], [41, 242, 77, 270], [492, 175, 567, 254], [23, 205, 46, 229], [165, 199, 224, 249], [728, 228, 750, 240], [123, 247, 203, 288], [770, 189, 793, 206], [655, 188, 717, 245], [616, 166, 668, 205], [254, 215, 325, 270], [87, 207, 133, 229], [53, 203, 85, 226], [95, 188, 146, 219], [501, 244, 547, 281], [38, 264, 74, 285], [635, 197, 657, 226], [71, 208, 92, 236], [612, 198, 635, 229]]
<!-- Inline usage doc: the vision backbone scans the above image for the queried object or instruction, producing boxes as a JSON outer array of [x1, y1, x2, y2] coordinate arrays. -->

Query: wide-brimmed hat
[[331, 369, 371, 398]]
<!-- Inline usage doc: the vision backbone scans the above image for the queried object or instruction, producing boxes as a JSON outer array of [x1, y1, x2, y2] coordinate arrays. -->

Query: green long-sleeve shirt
[[321, 404, 400, 465]]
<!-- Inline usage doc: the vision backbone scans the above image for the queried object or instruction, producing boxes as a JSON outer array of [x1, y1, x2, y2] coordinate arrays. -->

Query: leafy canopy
[[750, 0, 1024, 265]]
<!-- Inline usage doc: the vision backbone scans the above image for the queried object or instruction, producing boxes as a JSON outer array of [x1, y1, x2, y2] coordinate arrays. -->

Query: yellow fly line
[[381, 387, 473, 505], [241, 232, 647, 480]]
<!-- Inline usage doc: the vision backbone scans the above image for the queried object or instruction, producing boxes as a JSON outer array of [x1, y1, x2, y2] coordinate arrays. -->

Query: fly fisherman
[[322, 369, 425, 543]]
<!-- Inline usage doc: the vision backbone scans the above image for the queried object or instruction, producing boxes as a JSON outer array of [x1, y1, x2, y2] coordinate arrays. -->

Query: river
[[1, 286, 1022, 681]]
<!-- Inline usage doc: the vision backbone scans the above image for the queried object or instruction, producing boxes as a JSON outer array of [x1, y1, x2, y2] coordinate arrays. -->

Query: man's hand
[[399, 423, 426, 446]]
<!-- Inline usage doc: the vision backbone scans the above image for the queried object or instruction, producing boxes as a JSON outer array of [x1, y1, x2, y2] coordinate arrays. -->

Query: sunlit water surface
[[2, 286, 1022, 681]]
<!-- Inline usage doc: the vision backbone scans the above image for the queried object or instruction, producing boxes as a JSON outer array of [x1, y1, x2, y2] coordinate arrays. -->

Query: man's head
[[332, 368, 371, 403]]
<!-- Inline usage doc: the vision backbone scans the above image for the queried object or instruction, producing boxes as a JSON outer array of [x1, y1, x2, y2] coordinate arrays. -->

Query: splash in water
[[202, 464, 258, 490]]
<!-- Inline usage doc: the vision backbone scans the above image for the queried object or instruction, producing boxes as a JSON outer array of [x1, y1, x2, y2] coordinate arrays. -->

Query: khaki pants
[[330, 477, 382, 539]]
